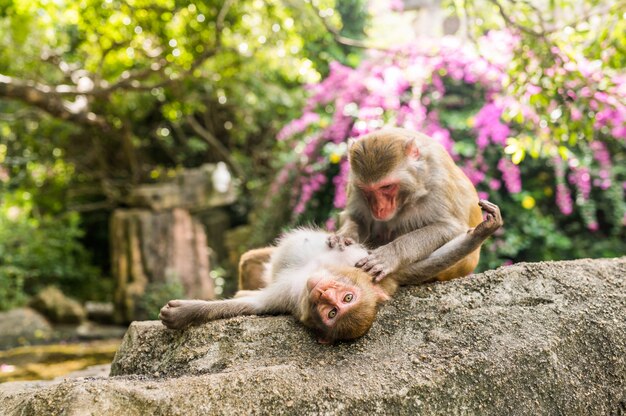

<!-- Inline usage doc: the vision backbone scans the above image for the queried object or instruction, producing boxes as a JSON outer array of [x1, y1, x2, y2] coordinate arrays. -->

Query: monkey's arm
[[356, 221, 464, 281], [392, 201, 503, 285], [159, 296, 281, 330], [328, 215, 360, 249]]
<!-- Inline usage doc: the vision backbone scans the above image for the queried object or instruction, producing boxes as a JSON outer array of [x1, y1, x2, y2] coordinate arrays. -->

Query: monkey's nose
[[320, 290, 335, 302]]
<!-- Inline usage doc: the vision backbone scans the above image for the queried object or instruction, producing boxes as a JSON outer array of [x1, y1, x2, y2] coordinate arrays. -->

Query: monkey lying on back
[[159, 200, 502, 343]]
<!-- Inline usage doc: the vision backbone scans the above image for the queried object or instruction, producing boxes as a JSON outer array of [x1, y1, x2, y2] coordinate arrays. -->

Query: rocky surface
[[1, 257, 625, 415], [29, 286, 86, 324], [0, 308, 52, 350]]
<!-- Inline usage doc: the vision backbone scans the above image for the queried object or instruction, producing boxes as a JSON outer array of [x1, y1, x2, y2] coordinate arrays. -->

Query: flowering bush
[[266, 31, 625, 270]]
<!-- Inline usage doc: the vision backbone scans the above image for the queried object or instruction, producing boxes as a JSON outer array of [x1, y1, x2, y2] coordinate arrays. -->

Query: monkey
[[238, 247, 274, 293], [159, 200, 502, 343], [331, 127, 487, 284]]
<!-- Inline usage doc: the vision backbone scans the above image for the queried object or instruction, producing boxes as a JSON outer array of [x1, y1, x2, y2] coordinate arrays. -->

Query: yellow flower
[[329, 153, 341, 164], [467, 117, 475, 128], [543, 187, 553, 197], [522, 195, 536, 210]]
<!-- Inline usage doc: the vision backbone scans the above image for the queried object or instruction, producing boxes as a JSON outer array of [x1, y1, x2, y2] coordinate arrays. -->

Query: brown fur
[[341, 128, 483, 283], [238, 247, 274, 290], [302, 267, 396, 341], [435, 203, 483, 281], [349, 131, 408, 184]]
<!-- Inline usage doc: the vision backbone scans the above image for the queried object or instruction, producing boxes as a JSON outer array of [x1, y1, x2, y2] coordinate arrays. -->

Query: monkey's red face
[[359, 180, 400, 221], [306, 276, 360, 328]]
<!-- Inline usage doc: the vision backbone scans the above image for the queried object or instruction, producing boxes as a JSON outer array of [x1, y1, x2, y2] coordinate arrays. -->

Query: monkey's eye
[[328, 309, 337, 319], [381, 184, 394, 190], [343, 294, 353, 303]]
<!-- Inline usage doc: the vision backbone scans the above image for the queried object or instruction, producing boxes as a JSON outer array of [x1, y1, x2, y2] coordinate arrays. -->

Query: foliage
[[0, 0, 366, 198], [270, 30, 625, 270], [134, 280, 184, 321], [0, 0, 369, 295], [0, 209, 105, 311]]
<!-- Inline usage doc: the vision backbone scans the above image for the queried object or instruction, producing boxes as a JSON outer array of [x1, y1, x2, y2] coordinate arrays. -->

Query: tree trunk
[[111, 208, 213, 323]]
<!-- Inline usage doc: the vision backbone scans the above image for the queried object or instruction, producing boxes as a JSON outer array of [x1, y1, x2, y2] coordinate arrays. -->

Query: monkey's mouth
[[372, 209, 396, 221]]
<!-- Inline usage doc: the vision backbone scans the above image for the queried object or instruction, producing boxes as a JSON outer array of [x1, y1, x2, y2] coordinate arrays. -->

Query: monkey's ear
[[372, 284, 391, 302], [405, 139, 420, 160], [346, 138, 357, 162], [347, 137, 357, 149]]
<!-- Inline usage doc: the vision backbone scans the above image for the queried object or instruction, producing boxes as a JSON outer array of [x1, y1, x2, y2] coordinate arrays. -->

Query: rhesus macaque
[[159, 201, 502, 343], [332, 128, 487, 284], [238, 247, 274, 292]]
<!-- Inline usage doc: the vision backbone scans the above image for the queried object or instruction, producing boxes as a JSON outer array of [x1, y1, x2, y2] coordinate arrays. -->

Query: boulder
[[1, 257, 625, 415], [0, 308, 53, 350], [125, 163, 236, 211], [110, 208, 213, 323], [28, 286, 86, 324]]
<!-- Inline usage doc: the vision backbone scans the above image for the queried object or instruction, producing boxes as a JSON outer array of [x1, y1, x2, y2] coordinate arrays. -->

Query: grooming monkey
[[160, 200, 501, 343], [333, 128, 487, 283]]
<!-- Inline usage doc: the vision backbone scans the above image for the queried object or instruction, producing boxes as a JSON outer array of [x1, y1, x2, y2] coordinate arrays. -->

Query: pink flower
[[473, 102, 510, 149], [568, 166, 591, 200], [497, 158, 522, 194], [555, 184, 573, 215], [332, 159, 350, 209], [277, 112, 320, 141], [489, 179, 502, 190]]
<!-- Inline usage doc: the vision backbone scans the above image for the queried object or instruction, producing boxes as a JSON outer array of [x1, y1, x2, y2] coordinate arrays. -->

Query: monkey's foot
[[355, 245, 401, 282], [159, 299, 208, 330], [327, 234, 355, 251], [474, 200, 504, 239]]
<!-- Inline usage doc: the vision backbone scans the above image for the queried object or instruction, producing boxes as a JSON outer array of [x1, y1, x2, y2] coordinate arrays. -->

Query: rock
[[85, 301, 114, 324], [126, 163, 236, 211], [1, 257, 625, 415], [0, 308, 52, 350], [29, 286, 86, 324], [75, 322, 128, 340], [110, 208, 214, 323]]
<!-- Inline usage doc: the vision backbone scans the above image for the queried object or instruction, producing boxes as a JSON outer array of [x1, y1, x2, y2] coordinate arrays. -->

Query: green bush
[[0, 209, 105, 311]]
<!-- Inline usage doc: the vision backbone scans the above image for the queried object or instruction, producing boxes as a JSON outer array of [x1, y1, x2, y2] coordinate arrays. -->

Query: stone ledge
[[1, 257, 625, 415]]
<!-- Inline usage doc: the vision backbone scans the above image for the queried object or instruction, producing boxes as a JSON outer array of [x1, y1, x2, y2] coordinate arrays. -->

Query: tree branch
[[0, 74, 109, 128], [186, 116, 245, 180], [488, 0, 545, 37], [305, 0, 391, 51]]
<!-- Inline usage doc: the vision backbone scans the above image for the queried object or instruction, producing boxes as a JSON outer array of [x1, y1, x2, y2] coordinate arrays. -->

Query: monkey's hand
[[159, 299, 207, 330], [355, 245, 401, 282], [327, 234, 355, 251], [473, 200, 504, 239]]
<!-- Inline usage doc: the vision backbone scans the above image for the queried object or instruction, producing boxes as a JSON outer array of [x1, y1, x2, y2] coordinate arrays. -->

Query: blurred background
[[0, 0, 624, 381]]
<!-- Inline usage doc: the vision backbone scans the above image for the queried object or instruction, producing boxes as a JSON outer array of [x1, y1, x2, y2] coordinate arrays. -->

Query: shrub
[[265, 32, 625, 270], [0, 207, 105, 310]]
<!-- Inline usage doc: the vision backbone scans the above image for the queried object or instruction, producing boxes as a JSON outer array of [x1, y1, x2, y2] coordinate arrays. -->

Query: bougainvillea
[[269, 31, 625, 269]]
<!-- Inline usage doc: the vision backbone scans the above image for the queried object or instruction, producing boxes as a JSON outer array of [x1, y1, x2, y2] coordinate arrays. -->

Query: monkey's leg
[[238, 247, 274, 290], [393, 201, 503, 285], [234, 289, 261, 298]]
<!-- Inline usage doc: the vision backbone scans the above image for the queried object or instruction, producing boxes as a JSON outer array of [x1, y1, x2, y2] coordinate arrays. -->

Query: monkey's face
[[349, 129, 421, 222], [357, 180, 400, 221], [306, 274, 361, 328], [302, 268, 385, 343]]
